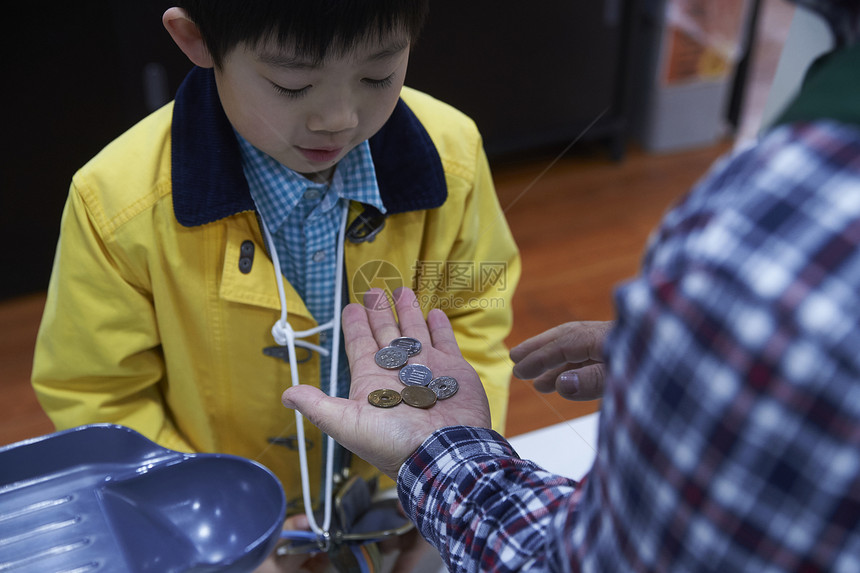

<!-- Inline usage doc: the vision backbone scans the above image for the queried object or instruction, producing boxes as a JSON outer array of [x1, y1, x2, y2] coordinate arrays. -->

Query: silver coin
[[374, 346, 408, 369], [400, 386, 437, 409], [398, 364, 433, 387], [428, 376, 459, 399], [389, 337, 422, 357]]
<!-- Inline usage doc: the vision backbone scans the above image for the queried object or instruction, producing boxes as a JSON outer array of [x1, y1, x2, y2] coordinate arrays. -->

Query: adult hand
[[281, 287, 491, 479], [509, 321, 613, 401]]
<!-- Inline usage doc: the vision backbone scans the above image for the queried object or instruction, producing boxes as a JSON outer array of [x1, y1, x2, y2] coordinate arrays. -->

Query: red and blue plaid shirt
[[399, 121, 860, 572]]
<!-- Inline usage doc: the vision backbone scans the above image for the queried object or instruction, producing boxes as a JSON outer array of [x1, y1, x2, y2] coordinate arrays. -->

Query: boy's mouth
[[297, 146, 343, 163]]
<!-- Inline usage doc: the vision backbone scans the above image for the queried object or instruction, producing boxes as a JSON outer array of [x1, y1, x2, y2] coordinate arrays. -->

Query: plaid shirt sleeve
[[398, 426, 581, 572], [398, 121, 860, 572]]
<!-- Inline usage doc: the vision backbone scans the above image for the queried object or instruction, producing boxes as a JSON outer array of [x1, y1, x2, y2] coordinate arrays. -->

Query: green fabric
[[771, 42, 860, 129]]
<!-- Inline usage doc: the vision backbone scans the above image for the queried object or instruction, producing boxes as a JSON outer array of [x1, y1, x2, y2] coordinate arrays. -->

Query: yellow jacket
[[32, 67, 520, 506]]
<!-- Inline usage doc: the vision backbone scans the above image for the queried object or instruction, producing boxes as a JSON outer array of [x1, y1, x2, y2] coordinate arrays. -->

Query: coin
[[389, 337, 422, 357], [374, 346, 408, 369], [398, 364, 433, 387], [429, 376, 459, 399], [368, 389, 402, 408], [400, 386, 437, 409]]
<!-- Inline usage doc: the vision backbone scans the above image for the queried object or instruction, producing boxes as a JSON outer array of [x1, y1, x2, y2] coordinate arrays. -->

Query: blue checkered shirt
[[237, 135, 385, 396], [398, 121, 860, 572]]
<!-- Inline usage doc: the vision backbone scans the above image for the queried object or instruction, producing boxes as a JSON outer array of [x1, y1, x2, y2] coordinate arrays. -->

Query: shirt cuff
[[396, 425, 515, 518]]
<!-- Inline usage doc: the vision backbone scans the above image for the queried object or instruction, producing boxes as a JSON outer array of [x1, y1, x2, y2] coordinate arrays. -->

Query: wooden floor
[[0, 139, 732, 448], [494, 140, 732, 434]]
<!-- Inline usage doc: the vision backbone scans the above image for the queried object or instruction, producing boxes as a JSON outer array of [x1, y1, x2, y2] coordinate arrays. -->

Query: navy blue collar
[[171, 66, 447, 227]]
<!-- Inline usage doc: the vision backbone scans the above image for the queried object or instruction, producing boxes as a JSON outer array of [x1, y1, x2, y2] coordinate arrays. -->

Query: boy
[[31, 0, 519, 558]]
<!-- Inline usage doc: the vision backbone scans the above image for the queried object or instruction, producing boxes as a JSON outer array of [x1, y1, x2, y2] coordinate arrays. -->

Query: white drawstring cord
[[259, 205, 349, 543]]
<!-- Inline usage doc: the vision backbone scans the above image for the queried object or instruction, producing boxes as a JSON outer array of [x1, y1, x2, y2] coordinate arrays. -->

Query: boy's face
[[214, 34, 410, 180]]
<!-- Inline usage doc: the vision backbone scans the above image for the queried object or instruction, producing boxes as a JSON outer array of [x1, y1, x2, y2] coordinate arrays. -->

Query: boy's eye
[[269, 72, 395, 99], [271, 82, 311, 99], [362, 73, 395, 89]]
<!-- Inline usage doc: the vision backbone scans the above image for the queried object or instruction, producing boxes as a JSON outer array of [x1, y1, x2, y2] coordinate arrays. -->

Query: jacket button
[[268, 435, 314, 451], [239, 240, 254, 274]]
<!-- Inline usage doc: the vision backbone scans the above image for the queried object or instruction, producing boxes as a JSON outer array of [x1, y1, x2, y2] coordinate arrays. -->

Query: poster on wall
[[662, 0, 752, 85]]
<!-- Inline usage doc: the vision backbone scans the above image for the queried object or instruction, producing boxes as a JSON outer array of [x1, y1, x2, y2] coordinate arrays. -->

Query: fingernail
[[558, 371, 580, 395], [281, 390, 296, 409]]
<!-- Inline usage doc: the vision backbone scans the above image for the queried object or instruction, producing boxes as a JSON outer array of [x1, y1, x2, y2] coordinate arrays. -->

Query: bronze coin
[[400, 385, 437, 409], [368, 389, 402, 408]]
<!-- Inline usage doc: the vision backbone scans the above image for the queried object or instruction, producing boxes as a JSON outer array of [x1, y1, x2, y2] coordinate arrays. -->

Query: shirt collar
[[330, 140, 386, 212], [171, 66, 445, 227], [237, 134, 386, 233]]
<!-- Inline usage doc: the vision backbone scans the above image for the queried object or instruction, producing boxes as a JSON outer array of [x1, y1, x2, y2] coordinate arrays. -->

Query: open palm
[[282, 288, 491, 479]]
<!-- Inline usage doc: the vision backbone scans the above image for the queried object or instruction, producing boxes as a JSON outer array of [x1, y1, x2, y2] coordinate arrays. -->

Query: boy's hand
[[510, 321, 613, 401], [281, 288, 491, 479], [255, 515, 329, 573]]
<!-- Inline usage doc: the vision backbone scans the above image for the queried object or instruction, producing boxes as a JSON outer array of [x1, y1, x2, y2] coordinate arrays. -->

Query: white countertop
[[507, 412, 600, 481]]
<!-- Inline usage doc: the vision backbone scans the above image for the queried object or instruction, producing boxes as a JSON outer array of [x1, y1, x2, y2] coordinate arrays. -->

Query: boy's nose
[[308, 97, 359, 134]]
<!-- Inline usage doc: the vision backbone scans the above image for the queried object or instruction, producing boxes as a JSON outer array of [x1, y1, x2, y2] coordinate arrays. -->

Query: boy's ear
[[162, 7, 214, 68]]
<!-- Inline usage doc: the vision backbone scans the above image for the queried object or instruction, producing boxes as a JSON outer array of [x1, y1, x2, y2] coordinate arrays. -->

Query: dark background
[[2, 2, 190, 301], [3, 0, 755, 301]]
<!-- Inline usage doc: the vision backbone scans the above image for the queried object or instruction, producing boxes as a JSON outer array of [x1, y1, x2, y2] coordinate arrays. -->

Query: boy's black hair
[[176, 0, 430, 67]]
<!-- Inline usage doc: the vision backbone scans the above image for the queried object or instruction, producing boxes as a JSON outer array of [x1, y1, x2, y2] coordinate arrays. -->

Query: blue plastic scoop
[[0, 424, 286, 572]]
